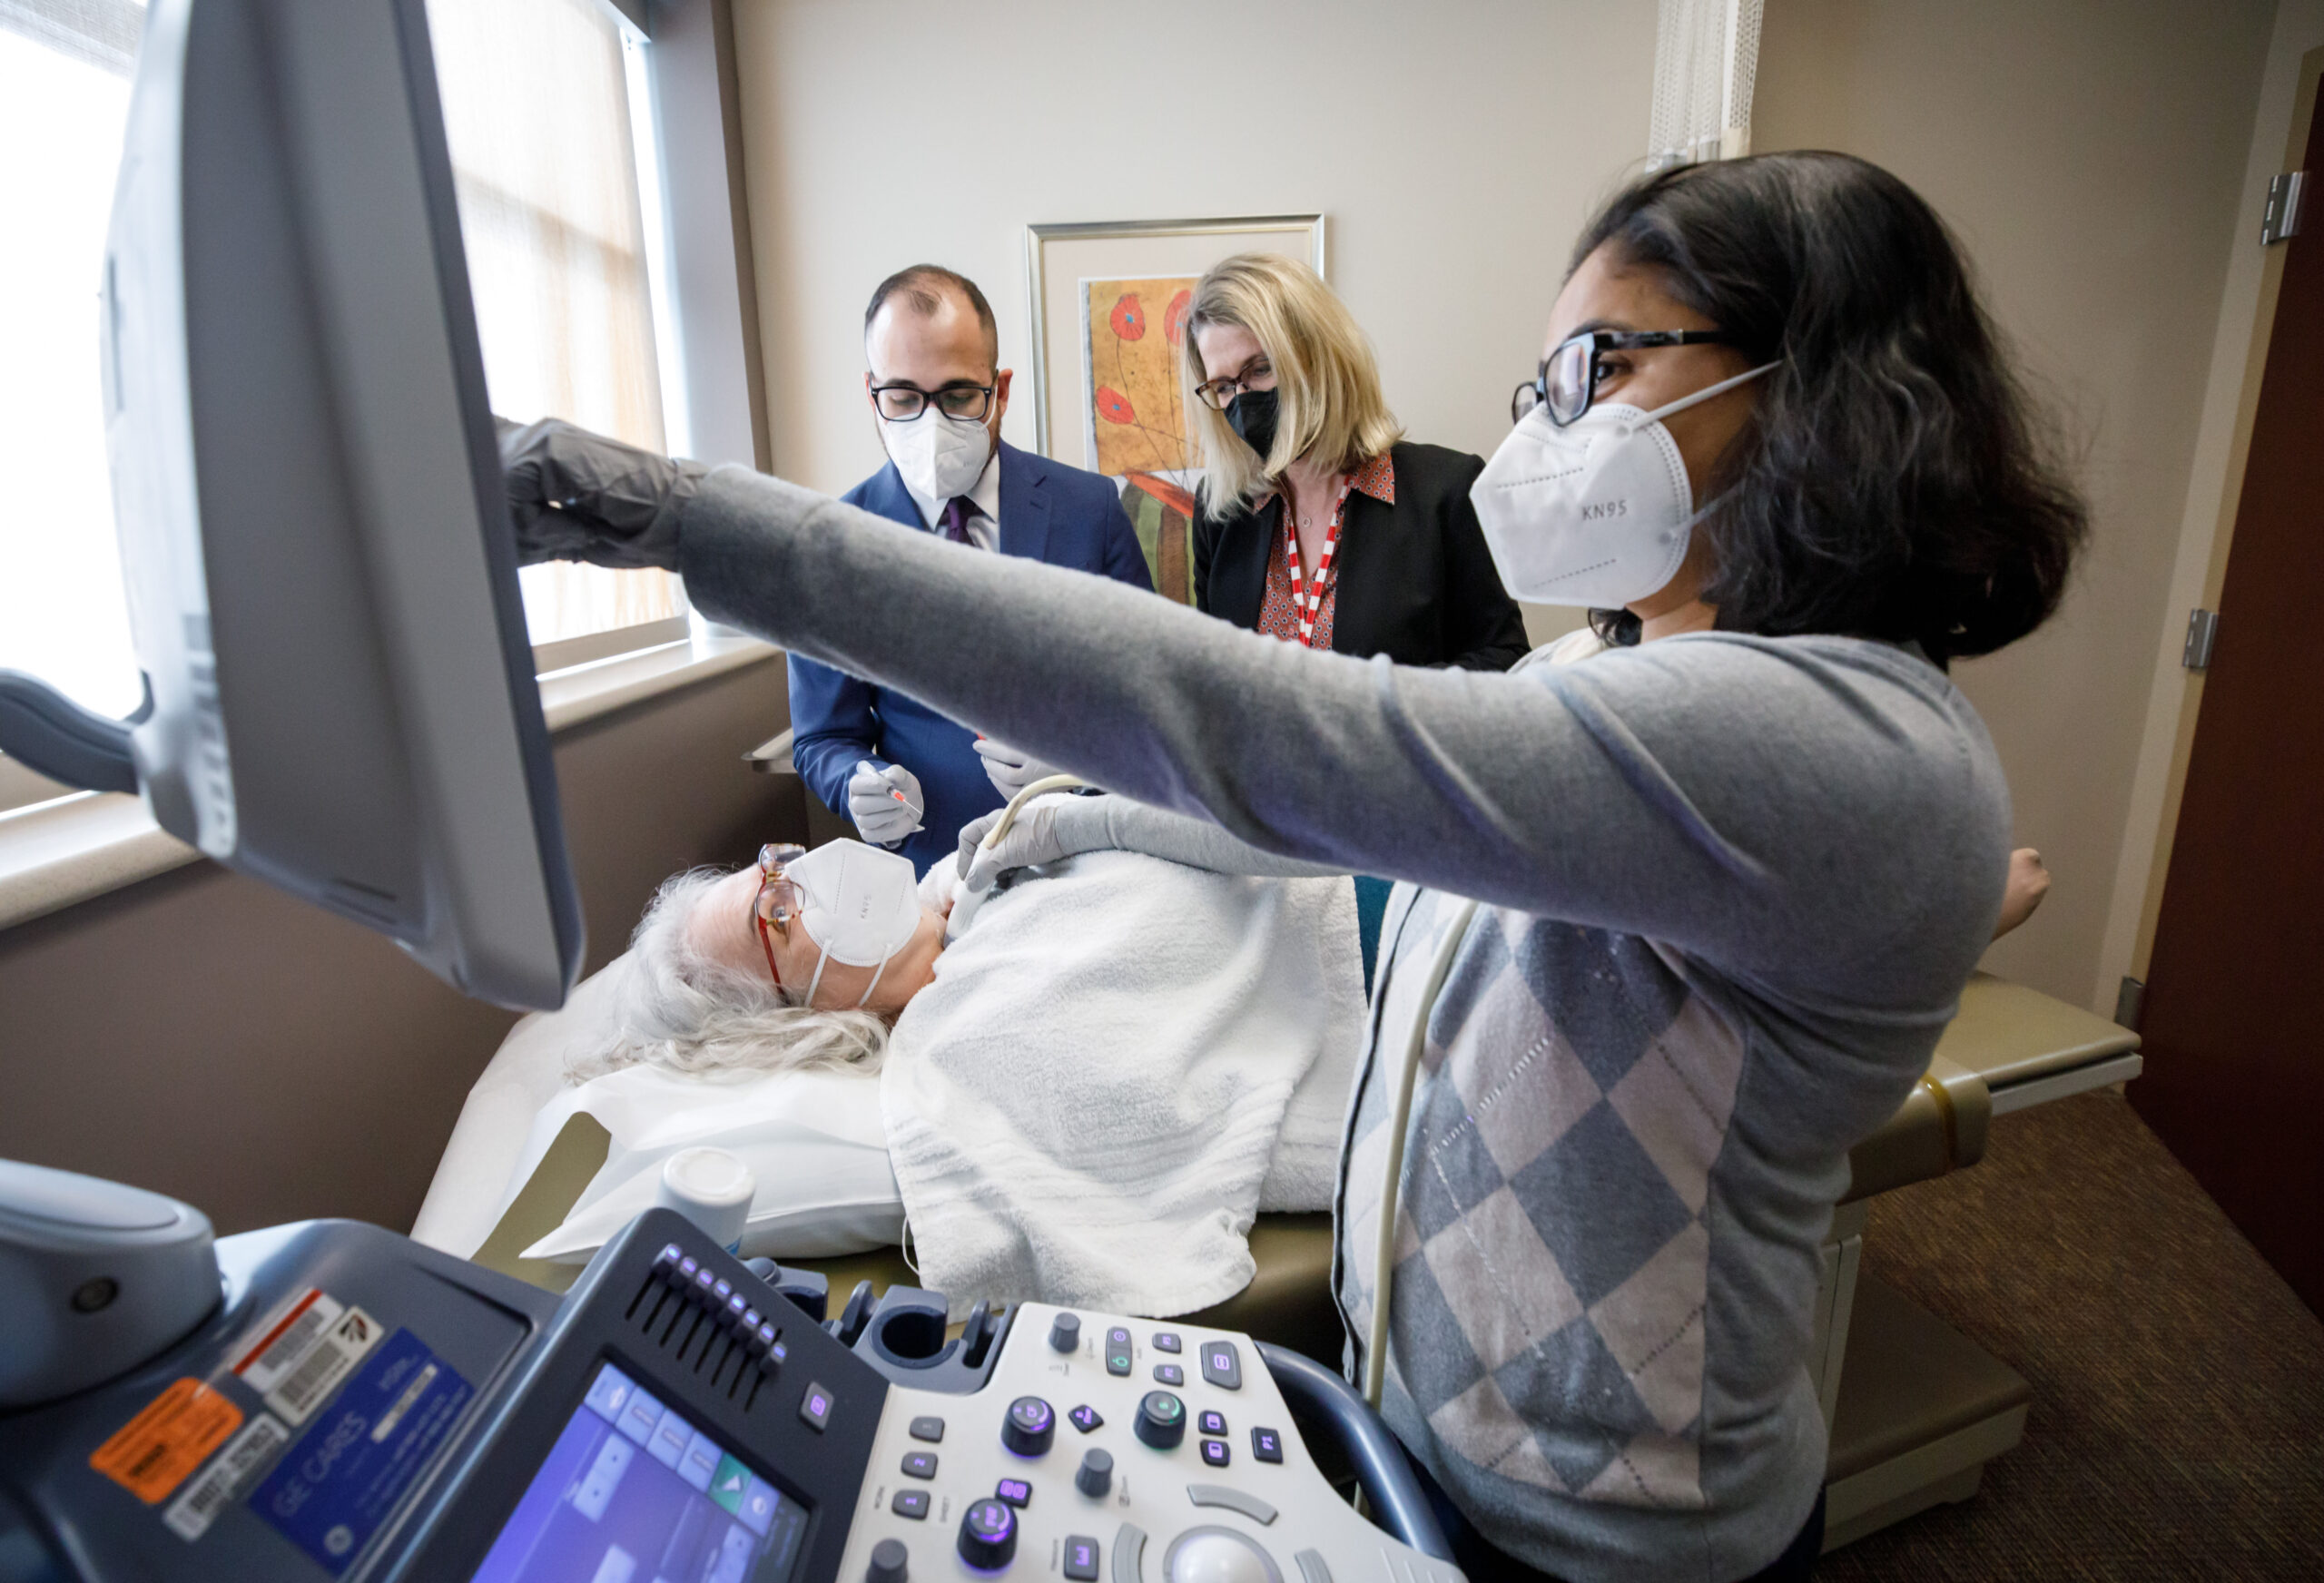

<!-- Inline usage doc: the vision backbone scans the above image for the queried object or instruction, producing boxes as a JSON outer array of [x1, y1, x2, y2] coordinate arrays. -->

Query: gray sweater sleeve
[[679, 469, 2008, 1006], [1059, 795, 1351, 880]]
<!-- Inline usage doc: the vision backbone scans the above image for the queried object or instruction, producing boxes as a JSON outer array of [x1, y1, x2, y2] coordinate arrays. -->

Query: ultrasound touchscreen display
[[470, 1361, 809, 1583]]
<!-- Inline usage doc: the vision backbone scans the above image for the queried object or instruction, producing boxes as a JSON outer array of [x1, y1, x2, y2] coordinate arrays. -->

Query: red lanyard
[[1284, 476, 1355, 647]]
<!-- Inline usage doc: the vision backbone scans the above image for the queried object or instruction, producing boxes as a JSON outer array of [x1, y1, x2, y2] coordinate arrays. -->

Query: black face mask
[[1226, 388, 1279, 458]]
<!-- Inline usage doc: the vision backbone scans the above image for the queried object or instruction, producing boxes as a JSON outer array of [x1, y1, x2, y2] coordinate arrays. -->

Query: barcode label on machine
[[231, 1289, 343, 1395], [265, 1308, 382, 1425], [162, 1412, 290, 1541]]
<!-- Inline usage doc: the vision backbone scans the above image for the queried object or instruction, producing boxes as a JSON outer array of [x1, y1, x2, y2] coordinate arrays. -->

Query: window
[[426, 0, 688, 666], [0, 2, 143, 723], [0, 0, 691, 816]]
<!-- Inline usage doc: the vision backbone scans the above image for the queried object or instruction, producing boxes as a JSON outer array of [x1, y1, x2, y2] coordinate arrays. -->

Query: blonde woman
[[1182, 254, 1528, 670]]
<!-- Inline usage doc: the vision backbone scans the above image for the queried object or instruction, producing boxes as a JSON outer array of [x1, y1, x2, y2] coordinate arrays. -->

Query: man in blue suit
[[790, 265, 1154, 874]]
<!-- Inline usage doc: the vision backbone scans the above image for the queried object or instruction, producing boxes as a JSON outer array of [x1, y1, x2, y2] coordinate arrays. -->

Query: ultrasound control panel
[[836, 1303, 1465, 1583], [0, 1203, 1462, 1583]]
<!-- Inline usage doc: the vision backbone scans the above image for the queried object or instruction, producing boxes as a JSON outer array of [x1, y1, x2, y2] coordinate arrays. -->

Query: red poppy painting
[[1083, 274, 1197, 477]]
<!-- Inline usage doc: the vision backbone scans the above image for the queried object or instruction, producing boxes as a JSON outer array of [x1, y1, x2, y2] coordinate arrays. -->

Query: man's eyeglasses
[[1195, 359, 1273, 411], [872, 383, 996, 422], [1512, 329, 1738, 426], [752, 842, 807, 997]]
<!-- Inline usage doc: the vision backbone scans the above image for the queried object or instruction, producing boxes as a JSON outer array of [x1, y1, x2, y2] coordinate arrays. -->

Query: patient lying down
[[418, 818, 1363, 1318]]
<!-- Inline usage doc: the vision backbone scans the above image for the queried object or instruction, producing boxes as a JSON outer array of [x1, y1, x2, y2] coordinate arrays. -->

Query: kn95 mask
[[884, 407, 991, 503], [1470, 361, 1777, 607], [781, 839, 921, 1007]]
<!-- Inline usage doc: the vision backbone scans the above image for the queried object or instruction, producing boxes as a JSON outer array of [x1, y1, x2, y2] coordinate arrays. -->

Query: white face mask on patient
[[1468, 361, 1777, 608], [782, 839, 922, 1008], [883, 406, 992, 503]]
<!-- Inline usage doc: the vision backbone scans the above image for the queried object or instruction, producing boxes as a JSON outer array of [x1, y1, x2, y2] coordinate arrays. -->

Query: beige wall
[[1754, 0, 2277, 1008], [0, 659, 803, 1236], [730, 0, 1658, 497]]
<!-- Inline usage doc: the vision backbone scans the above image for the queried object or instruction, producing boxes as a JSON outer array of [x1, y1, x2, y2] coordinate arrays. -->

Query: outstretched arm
[[501, 421, 2008, 1003]]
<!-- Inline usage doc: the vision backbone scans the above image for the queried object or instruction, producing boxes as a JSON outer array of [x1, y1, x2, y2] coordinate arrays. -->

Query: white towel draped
[[883, 851, 1362, 1317]]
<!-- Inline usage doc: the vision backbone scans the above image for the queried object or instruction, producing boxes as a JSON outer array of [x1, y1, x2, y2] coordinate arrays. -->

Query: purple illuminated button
[[995, 1477, 1030, 1508], [714, 1278, 734, 1301], [655, 1244, 683, 1269], [724, 1293, 750, 1328], [1154, 1363, 1184, 1387], [1251, 1427, 1284, 1463], [1151, 1332, 1181, 1354], [1199, 1339, 1242, 1391], [1200, 1438, 1231, 1468], [1064, 1534, 1100, 1581], [1001, 1396, 1055, 1457], [742, 1307, 762, 1331], [679, 1256, 700, 1278], [799, 1381, 832, 1432], [1198, 1411, 1227, 1437], [957, 1498, 1017, 1569]]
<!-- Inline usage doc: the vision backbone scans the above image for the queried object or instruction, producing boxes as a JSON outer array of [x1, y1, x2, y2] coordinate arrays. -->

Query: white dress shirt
[[899, 447, 1001, 551]]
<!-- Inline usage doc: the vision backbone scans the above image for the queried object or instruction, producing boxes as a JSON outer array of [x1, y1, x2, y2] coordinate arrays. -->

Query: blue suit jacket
[[789, 441, 1153, 873]]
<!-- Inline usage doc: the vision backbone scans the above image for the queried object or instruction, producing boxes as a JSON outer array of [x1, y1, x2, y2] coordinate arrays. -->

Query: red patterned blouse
[[1253, 452, 1397, 650]]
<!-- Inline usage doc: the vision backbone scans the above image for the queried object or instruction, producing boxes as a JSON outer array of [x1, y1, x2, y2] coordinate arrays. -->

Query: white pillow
[[516, 1061, 903, 1264]]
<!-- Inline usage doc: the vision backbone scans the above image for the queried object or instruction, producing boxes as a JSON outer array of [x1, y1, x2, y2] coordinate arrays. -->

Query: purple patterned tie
[[940, 497, 977, 545]]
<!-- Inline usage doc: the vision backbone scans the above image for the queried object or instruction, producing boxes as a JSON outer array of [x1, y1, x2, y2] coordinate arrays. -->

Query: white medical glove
[[954, 795, 1111, 895], [971, 736, 1062, 800], [847, 759, 924, 846]]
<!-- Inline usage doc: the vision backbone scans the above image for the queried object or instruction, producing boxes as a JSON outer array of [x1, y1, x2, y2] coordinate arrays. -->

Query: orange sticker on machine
[[88, 1379, 244, 1505]]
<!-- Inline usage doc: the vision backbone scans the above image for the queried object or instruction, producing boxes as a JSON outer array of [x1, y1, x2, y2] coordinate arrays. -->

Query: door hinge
[[2114, 976, 2144, 1033], [2262, 170, 2307, 245], [2183, 607, 2220, 672]]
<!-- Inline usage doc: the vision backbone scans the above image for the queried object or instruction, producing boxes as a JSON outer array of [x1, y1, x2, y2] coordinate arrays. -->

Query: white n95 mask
[[884, 407, 991, 503], [782, 839, 922, 1007], [1469, 361, 1777, 607]]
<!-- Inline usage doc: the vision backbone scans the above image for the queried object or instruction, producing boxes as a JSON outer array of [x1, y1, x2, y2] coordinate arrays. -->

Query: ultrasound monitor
[[0, 0, 582, 1008]]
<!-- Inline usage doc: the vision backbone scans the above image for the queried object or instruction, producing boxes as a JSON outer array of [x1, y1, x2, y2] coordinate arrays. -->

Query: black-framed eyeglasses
[[1194, 358, 1273, 411], [1512, 329, 1738, 427], [872, 382, 996, 422]]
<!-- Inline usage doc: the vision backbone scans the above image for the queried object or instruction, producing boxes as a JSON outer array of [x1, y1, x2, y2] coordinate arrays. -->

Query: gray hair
[[566, 869, 890, 1083]]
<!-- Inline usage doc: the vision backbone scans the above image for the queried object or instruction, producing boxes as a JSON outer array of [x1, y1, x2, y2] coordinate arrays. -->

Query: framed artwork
[[1024, 215, 1325, 602]]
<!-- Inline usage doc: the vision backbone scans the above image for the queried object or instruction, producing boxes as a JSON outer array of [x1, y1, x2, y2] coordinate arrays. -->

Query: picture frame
[[1022, 215, 1325, 602], [1023, 214, 1327, 460]]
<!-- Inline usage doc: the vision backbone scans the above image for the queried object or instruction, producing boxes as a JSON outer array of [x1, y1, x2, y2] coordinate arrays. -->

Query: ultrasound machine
[[0, 4, 1461, 1579]]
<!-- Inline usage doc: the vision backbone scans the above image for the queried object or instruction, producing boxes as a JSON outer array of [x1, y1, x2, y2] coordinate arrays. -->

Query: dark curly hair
[[1574, 152, 2084, 663]]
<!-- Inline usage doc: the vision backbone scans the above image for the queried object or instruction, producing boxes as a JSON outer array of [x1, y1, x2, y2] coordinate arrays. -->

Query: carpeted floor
[[1816, 1088, 2324, 1581]]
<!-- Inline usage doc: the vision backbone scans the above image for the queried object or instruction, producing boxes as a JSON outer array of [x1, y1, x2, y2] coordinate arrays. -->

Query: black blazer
[[1193, 440, 1530, 671]]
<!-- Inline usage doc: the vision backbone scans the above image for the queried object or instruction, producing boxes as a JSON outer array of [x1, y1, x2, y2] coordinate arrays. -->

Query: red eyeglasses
[[752, 843, 807, 995]]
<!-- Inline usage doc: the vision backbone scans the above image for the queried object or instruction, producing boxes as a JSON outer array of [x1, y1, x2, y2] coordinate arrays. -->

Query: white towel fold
[[882, 850, 1362, 1317]]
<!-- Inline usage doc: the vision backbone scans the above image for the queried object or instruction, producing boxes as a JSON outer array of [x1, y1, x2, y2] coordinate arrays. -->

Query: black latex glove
[[496, 415, 708, 570]]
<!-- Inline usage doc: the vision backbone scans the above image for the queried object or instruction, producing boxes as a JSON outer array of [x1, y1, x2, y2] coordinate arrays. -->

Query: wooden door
[[2132, 79, 2324, 1313]]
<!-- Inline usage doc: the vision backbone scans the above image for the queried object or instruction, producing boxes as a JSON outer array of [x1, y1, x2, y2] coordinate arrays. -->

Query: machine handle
[[1256, 1341, 1455, 1563]]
